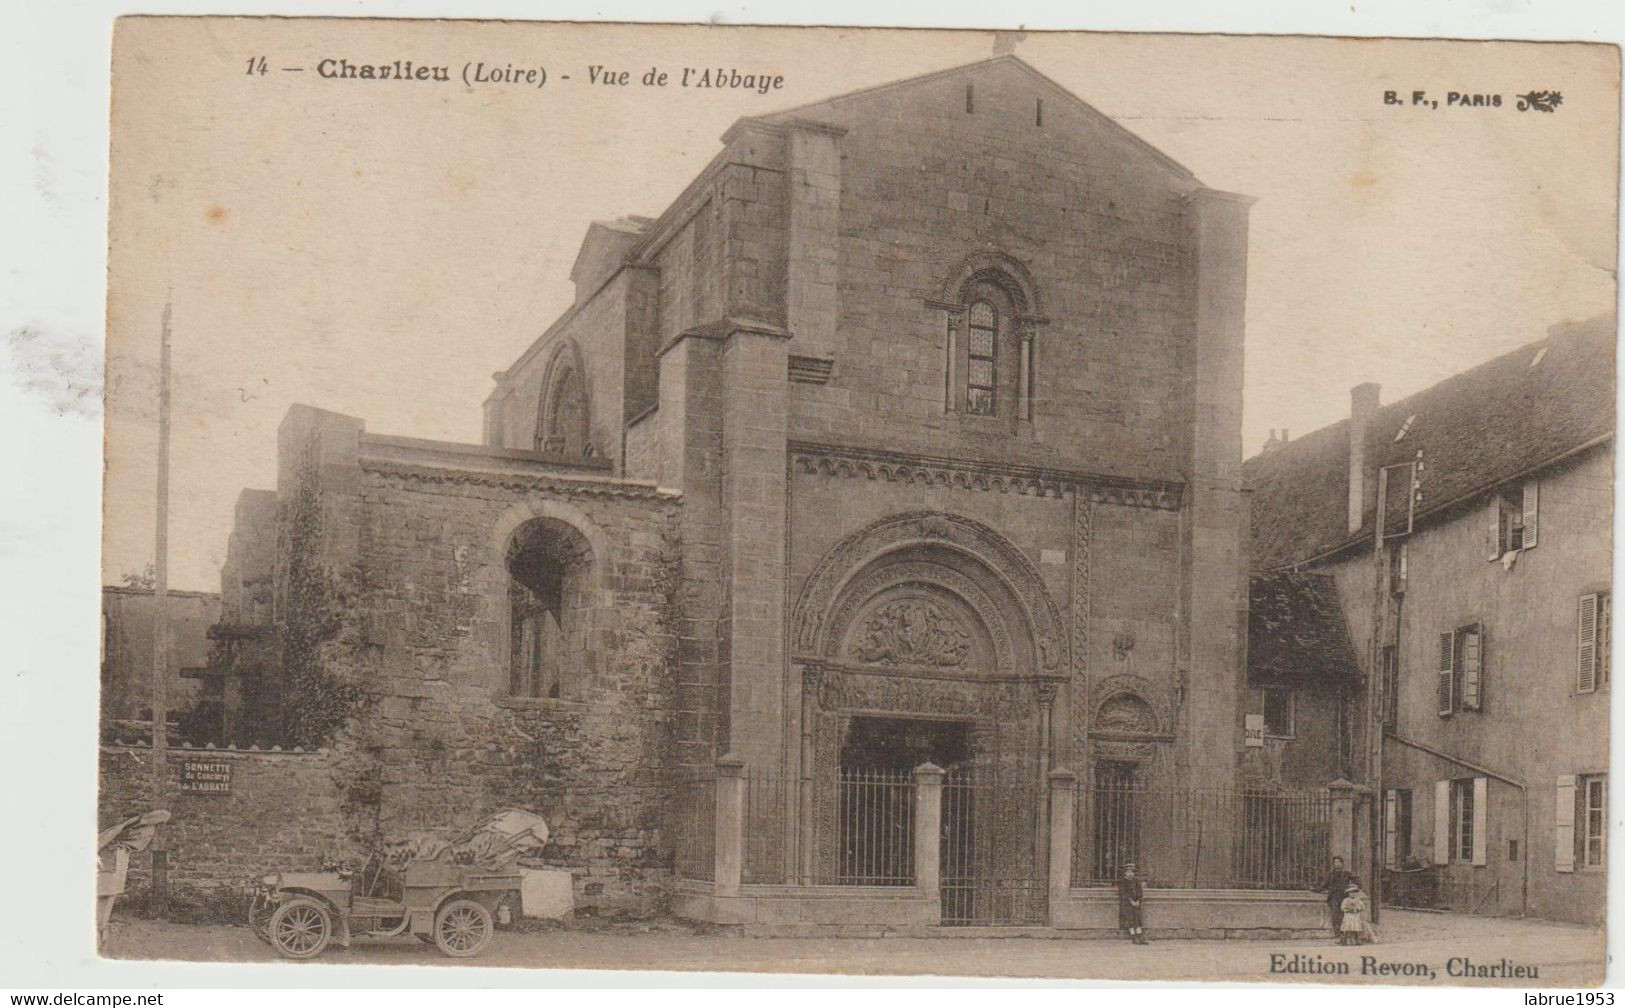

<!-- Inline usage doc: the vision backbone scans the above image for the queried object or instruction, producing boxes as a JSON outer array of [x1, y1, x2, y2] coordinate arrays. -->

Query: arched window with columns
[[938, 251, 1044, 423]]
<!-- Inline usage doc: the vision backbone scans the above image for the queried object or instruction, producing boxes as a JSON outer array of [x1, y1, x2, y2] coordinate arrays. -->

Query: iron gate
[[940, 765, 1046, 925]]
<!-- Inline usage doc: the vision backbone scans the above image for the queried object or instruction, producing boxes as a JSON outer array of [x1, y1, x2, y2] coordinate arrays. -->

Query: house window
[[1261, 687, 1294, 737], [1437, 622, 1484, 715], [1385, 789, 1413, 867], [1450, 778, 1476, 863], [1580, 775, 1606, 869], [966, 300, 998, 416], [1381, 645, 1399, 729], [1486, 480, 1539, 558], [1578, 591, 1611, 693]]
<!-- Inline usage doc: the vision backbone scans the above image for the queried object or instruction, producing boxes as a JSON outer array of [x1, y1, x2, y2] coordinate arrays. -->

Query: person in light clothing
[[1338, 883, 1371, 945]]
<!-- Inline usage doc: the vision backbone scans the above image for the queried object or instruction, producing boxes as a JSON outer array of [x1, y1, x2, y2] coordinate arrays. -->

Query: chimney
[[1348, 383, 1381, 533]]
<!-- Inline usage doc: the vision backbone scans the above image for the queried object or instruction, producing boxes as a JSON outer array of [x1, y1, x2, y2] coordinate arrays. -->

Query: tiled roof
[[1248, 571, 1362, 685], [1245, 314, 1616, 571]]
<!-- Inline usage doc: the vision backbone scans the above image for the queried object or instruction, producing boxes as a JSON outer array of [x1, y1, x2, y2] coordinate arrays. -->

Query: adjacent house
[[1245, 314, 1615, 924]]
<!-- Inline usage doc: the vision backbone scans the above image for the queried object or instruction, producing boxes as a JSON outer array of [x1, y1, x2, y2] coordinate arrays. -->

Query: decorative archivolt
[[937, 245, 1046, 321], [792, 510, 1066, 676]]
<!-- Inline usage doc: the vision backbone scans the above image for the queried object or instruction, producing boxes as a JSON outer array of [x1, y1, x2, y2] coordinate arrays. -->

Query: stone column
[[913, 762, 945, 896], [1048, 767, 1078, 905], [797, 664, 820, 885], [1034, 678, 1061, 875], [715, 754, 746, 896]]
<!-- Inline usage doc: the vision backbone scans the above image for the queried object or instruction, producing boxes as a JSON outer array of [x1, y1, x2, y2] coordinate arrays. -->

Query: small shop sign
[[1243, 714, 1265, 748]]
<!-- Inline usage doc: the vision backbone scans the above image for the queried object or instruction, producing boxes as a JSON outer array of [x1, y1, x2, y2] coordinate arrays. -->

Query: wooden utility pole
[[150, 298, 172, 918]]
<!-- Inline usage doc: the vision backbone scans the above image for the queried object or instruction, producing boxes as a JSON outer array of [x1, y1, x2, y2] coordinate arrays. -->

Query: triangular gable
[[755, 54, 1197, 183]]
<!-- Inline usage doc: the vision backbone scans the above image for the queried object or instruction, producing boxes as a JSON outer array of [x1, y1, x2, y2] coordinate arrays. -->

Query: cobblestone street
[[101, 909, 1604, 986]]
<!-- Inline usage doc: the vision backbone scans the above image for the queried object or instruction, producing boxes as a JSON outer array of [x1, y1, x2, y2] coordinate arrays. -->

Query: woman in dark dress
[[1118, 863, 1148, 944]]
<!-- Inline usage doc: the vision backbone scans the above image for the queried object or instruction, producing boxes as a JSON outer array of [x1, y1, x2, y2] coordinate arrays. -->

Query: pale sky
[[103, 20, 1619, 590]]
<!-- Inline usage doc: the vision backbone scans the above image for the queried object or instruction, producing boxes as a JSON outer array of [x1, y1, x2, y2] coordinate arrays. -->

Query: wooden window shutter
[[1471, 777, 1488, 866], [1460, 623, 1483, 711], [1521, 479, 1539, 549], [1556, 775, 1577, 873], [1437, 631, 1456, 715], [1578, 593, 1599, 694], [1485, 498, 1504, 560], [1385, 790, 1398, 869], [1433, 779, 1451, 865]]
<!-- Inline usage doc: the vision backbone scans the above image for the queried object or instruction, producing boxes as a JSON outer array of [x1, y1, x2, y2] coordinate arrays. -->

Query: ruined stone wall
[[338, 453, 683, 914], [132, 408, 688, 914]]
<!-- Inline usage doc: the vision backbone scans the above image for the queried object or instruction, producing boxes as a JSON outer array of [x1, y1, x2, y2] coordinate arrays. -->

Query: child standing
[[1338, 883, 1369, 945], [1118, 863, 1148, 944]]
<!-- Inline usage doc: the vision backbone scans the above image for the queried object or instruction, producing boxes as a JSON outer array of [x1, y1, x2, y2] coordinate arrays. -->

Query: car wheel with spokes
[[267, 896, 332, 960], [433, 898, 492, 958]]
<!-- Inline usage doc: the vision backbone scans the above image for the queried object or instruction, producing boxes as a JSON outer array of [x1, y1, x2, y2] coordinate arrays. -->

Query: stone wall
[[98, 744, 346, 918]]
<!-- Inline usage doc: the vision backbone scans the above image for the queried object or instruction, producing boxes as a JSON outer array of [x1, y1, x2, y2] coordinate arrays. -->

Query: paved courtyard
[[101, 909, 1605, 986]]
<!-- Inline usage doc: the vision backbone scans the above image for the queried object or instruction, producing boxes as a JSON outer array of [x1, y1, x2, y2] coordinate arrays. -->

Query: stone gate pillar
[[1327, 777, 1375, 895], [913, 762, 945, 895], [1048, 767, 1077, 905], [715, 755, 746, 897]]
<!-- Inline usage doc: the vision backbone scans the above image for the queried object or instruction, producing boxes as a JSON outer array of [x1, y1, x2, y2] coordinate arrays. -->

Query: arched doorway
[[792, 512, 1066, 924]]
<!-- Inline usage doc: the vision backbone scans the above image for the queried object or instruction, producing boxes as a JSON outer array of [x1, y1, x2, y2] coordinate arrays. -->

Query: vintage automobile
[[249, 808, 549, 960]]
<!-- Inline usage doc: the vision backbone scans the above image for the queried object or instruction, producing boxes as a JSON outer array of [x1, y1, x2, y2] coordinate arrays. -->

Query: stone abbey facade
[[185, 56, 1297, 928]]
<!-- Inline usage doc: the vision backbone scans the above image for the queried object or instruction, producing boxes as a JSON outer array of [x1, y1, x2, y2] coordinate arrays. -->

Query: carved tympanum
[[850, 599, 971, 668], [1094, 693, 1158, 734]]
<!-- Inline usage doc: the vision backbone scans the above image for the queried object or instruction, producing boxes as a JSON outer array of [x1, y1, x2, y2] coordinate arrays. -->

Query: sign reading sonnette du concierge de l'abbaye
[[179, 760, 232, 794]]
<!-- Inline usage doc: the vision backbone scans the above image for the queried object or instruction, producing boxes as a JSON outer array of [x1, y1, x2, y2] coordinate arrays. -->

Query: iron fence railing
[[817, 767, 916, 886], [743, 771, 791, 885], [1074, 783, 1331, 890], [673, 777, 715, 882], [941, 766, 1047, 925]]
